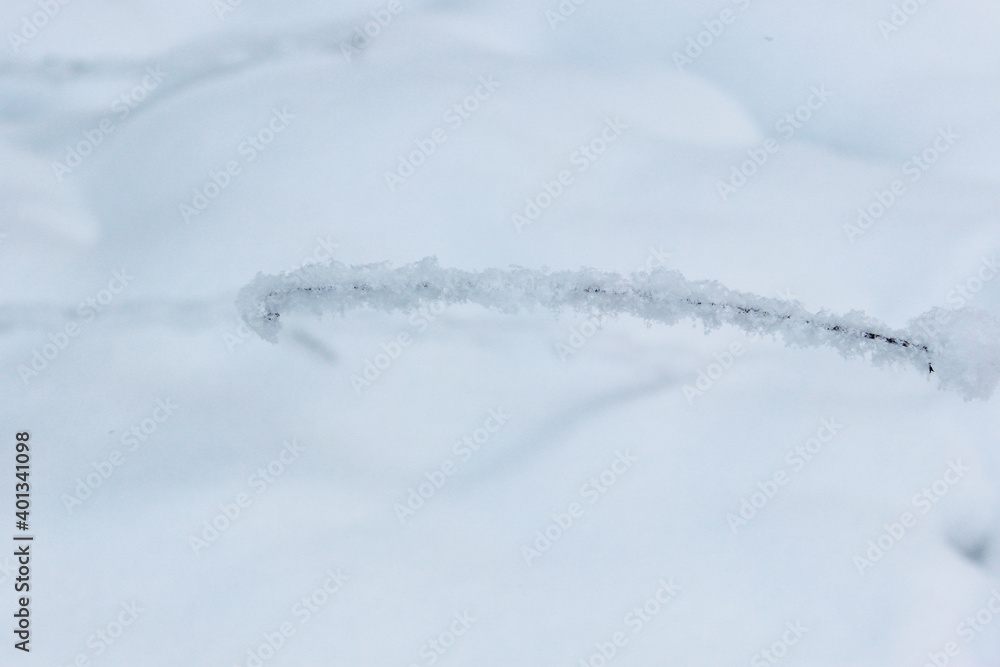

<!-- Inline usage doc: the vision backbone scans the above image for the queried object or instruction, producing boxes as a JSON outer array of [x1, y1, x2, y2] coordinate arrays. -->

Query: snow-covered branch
[[237, 258, 1000, 401]]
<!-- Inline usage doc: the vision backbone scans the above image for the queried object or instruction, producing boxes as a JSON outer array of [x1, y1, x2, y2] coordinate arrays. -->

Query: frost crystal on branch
[[237, 257, 1000, 401]]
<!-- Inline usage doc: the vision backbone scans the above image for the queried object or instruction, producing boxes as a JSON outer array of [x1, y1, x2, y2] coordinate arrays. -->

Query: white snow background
[[2, 1, 1000, 665]]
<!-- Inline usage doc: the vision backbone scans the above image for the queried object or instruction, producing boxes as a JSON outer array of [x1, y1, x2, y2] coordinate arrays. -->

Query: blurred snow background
[[1, 1, 999, 665]]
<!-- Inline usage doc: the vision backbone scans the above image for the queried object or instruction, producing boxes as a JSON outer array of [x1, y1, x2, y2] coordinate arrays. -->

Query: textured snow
[[3, 1, 1000, 665]]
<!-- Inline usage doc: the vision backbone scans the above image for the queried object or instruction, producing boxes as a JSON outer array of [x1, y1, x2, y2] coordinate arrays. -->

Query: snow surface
[[2, 1, 1000, 665]]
